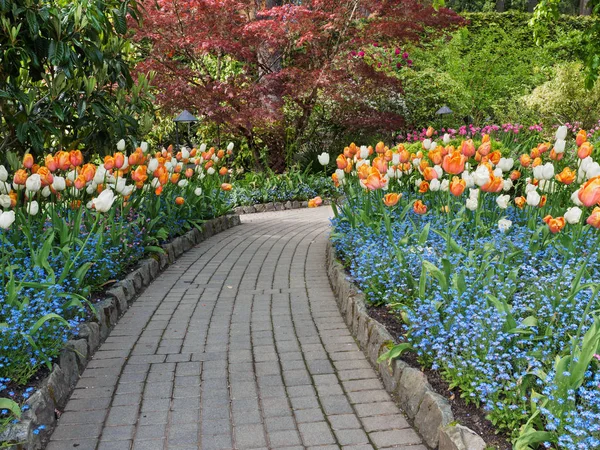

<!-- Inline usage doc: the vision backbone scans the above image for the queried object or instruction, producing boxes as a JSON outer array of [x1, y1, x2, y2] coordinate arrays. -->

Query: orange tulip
[[131, 165, 148, 184], [426, 127, 434, 138], [114, 152, 125, 169], [520, 154, 531, 167], [13, 169, 28, 185], [155, 186, 163, 196], [578, 142, 593, 159], [538, 142, 551, 154], [489, 151, 502, 165], [418, 180, 430, 193], [422, 166, 438, 181], [481, 134, 490, 143], [461, 140, 476, 157], [384, 149, 393, 162], [170, 173, 180, 184], [357, 164, 370, 180], [70, 150, 83, 167], [481, 176, 503, 193], [9, 191, 17, 207], [219, 167, 228, 176], [175, 196, 185, 205], [383, 193, 401, 207], [550, 148, 564, 161], [586, 207, 600, 228], [413, 200, 427, 215], [80, 164, 96, 182], [555, 167, 575, 185], [398, 147, 410, 163], [336, 154, 348, 170], [37, 167, 53, 186], [185, 168, 194, 178], [104, 155, 115, 170], [221, 183, 233, 191], [56, 151, 71, 170], [365, 168, 387, 190], [576, 130, 587, 147], [543, 215, 565, 234], [449, 177, 466, 196], [23, 153, 34, 169], [217, 149, 225, 159], [332, 173, 340, 187], [510, 170, 521, 181], [539, 195, 547, 207], [428, 150, 443, 165], [45, 155, 58, 172], [478, 141, 491, 156], [442, 152, 466, 175], [532, 157, 542, 167], [578, 176, 600, 207], [344, 159, 353, 174], [313, 196, 323, 206], [372, 156, 387, 174], [74, 174, 86, 190], [204, 161, 213, 170], [515, 196, 526, 209]]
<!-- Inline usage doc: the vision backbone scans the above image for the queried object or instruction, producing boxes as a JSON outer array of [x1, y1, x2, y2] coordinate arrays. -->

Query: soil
[[368, 304, 512, 450]]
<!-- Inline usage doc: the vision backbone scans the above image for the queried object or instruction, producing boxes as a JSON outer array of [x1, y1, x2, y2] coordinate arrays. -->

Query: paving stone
[[46, 209, 426, 450]]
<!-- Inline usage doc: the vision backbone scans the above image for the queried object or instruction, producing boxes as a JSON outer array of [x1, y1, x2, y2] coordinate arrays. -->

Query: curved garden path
[[47, 208, 425, 450]]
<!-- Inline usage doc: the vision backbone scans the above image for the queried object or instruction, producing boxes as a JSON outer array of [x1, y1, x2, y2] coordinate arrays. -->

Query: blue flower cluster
[[331, 201, 600, 446]]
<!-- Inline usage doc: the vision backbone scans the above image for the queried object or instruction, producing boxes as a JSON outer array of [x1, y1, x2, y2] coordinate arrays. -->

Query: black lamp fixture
[[435, 105, 453, 130], [173, 109, 199, 148]]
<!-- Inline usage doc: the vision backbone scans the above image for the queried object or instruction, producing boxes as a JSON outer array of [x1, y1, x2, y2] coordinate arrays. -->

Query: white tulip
[[496, 194, 510, 209], [0, 181, 10, 194], [207, 167, 215, 175], [430, 141, 438, 151], [194, 187, 203, 196], [539, 179, 556, 194], [356, 159, 368, 169], [94, 166, 108, 184], [117, 139, 126, 151], [554, 139, 566, 154], [151, 178, 161, 188], [12, 183, 23, 191], [503, 179, 513, 192], [0, 195, 11, 208], [227, 142, 234, 151], [335, 169, 345, 181], [148, 158, 159, 173], [469, 188, 480, 200], [586, 162, 600, 179], [497, 157, 514, 172], [493, 167, 503, 178], [359, 146, 369, 159], [466, 197, 478, 211], [526, 189, 541, 206], [86, 201, 94, 209], [165, 162, 174, 172], [178, 179, 188, 188], [498, 218, 512, 232], [541, 162, 555, 180], [473, 165, 490, 187], [433, 165, 443, 178], [86, 184, 96, 195], [386, 167, 396, 179], [318, 152, 330, 166], [555, 125, 568, 141], [422, 139, 432, 150], [25, 174, 41, 192], [41, 186, 51, 198], [571, 189, 584, 206], [0, 165, 8, 182], [181, 148, 190, 160], [121, 185, 135, 197], [525, 183, 537, 194], [0, 210, 15, 229], [200, 143, 207, 152], [440, 179, 449, 191], [93, 189, 115, 212], [430, 179, 441, 191], [140, 141, 149, 153], [443, 133, 450, 144], [27, 200, 39, 216], [564, 206, 583, 224], [412, 158, 421, 169], [392, 153, 400, 165], [462, 171, 474, 188], [120, 157, 129, 170], [52, 176, 66, 191]]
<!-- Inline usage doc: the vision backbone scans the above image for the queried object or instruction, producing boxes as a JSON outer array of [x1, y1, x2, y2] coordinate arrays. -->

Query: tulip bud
[[564, 206, 582, 224], [498, 218, 512, 232], [0, 165, 7, 182], [27, 200, 39, 216], [140, 142, 149, 153], [117, 139, 126, 151], [0, 210, 15, 229], [555, 125, 568, 141]]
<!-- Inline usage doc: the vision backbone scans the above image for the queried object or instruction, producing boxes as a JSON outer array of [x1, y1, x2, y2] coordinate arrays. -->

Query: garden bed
[[0, 214, 240, 450]]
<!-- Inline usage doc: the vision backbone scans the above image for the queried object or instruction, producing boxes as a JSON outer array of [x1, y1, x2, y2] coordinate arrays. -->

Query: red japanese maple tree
[[134, 0, 461, 170]]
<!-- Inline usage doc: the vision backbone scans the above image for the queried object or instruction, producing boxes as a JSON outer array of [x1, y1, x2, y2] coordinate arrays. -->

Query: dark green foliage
[[0, 0, 155, 157]]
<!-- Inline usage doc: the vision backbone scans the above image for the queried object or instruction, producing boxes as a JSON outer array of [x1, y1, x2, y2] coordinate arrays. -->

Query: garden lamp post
[[435, 105, 453, 131], [173, 110, 199, 148]]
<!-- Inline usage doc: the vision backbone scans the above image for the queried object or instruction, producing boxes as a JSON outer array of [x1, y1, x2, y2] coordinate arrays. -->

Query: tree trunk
[[528, 0, 538, 12], [496, 0, 505, 12], [580, 0, 592, 15]]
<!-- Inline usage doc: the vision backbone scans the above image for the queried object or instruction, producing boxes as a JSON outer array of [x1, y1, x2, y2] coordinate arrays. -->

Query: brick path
[[47, 208, 425, 450]]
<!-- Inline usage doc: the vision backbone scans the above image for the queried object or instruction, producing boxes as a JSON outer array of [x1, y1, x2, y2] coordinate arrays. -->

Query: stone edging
[[233, 199, 332, 215], [2, 214, 241, 450], [325, 242, 487, 450]]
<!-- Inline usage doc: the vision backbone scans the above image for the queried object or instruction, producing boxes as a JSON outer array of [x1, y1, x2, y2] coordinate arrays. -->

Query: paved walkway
[[47, 208, 425, 450]]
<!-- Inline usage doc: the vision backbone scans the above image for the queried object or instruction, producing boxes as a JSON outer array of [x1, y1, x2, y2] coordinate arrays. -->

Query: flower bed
[[329, 130, 600, 449], [0, 141, 235, 437]]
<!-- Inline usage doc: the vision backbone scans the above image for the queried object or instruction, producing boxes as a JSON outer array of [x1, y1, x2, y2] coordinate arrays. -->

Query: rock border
[[232, 198, 332, 215], [326, 242, 487, 450], [1, 214, 241, 450]]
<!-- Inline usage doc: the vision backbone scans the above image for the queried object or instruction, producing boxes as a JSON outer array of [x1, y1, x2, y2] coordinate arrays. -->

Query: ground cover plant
[[329, 129, 600, 449], [0, 141, 234, 435]]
